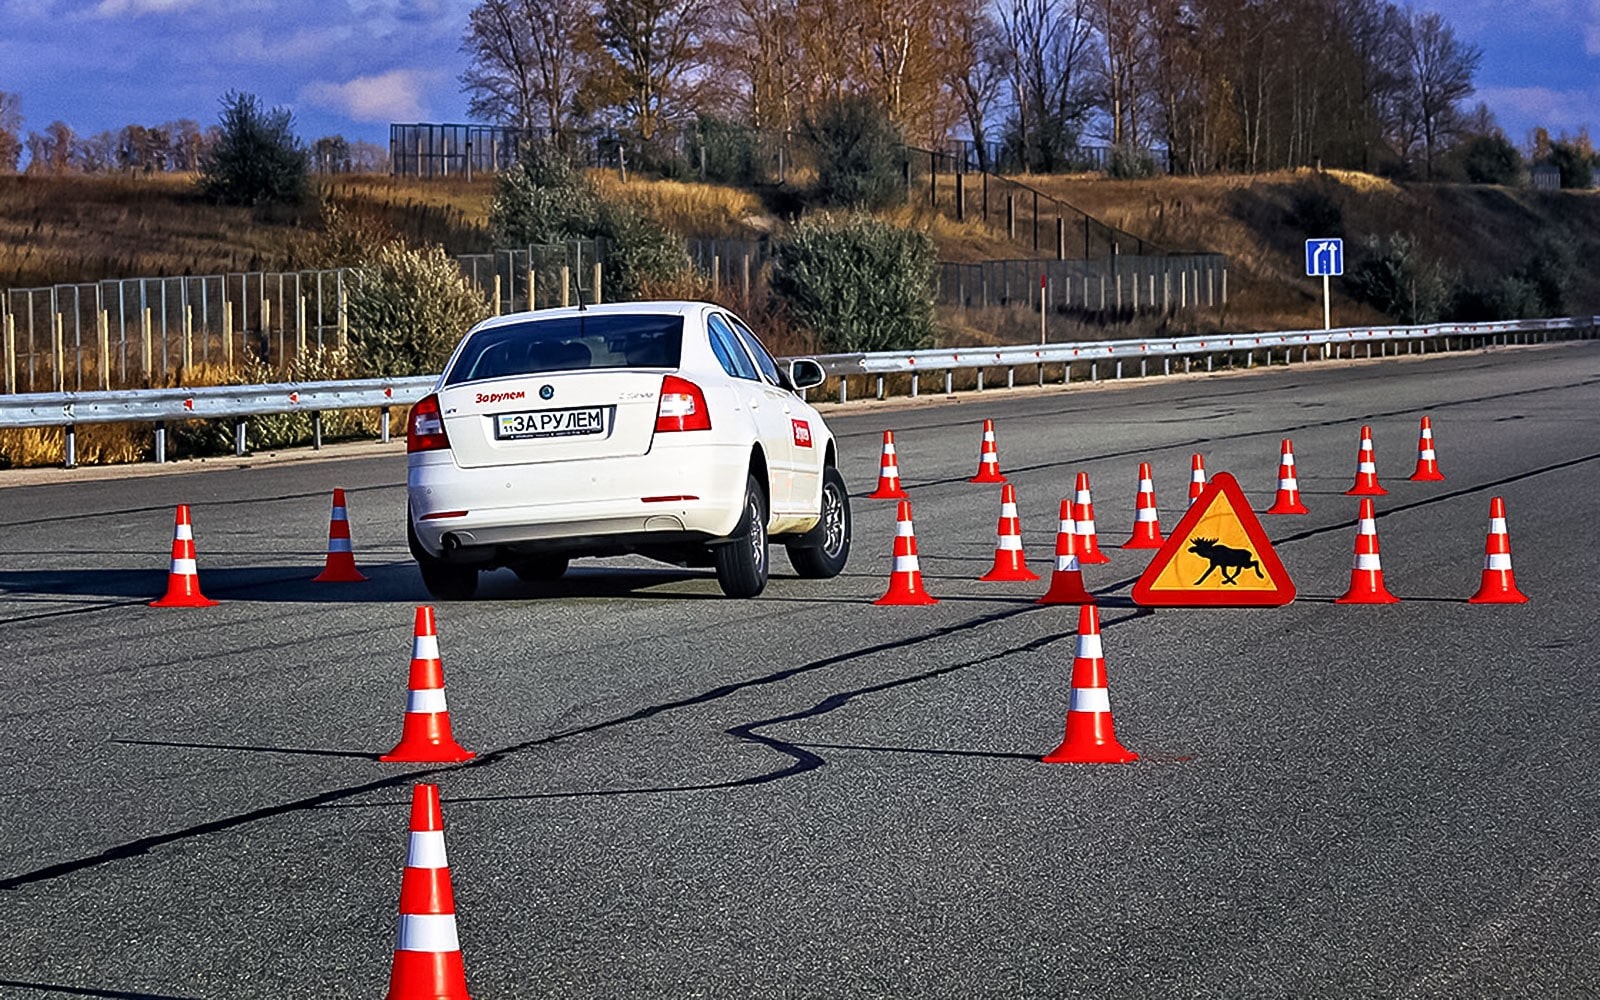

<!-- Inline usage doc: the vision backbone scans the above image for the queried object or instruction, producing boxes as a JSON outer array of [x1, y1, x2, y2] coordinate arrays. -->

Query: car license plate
[[494, 406, 608, 440]]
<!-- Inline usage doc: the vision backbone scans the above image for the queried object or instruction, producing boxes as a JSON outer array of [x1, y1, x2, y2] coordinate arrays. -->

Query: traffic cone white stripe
[[1070, 687, 1111, 714], [1001, 502, 1019, 517], [1485, 553, 1512, 571], [1490, 517, 1507, 533], [1419, 448, 1435, 460], [396, 914, 460, 952], [407, 688, 450, 714], [893, 554, 921, 572], [1054, 553, 1080, 571], [1354, 553, 1383, 570], [1074, 490, 1091, 504], [407, 830, 449, 868], [1359, 460, 1377, 473], [1282, 454, 1296, 468], [896, 521, 914, 537], [414, 635, 441, 660], [175, 524, 194, 541], [1077, 518, 1097, 534], [1077, 633, 1104, 659], [171, 558, 198, 576], [998, 535, 1022, 551], [1280, 476, 1299, 490], [328, 538, 354, 553], [881, 462, 899, 476], [1135, 508, 1158, 523], [1358, 520, 1378, 535], [332, 508, 349, 522], [1138, 476, 1154, 491]]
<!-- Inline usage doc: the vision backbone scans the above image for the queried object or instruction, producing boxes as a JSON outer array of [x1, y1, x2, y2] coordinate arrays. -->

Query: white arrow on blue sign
[[1306, 238, 1344, 277]]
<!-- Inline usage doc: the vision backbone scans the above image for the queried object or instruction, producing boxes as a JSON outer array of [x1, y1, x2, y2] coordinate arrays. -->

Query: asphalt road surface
[[2, 342, 1597, 1000]]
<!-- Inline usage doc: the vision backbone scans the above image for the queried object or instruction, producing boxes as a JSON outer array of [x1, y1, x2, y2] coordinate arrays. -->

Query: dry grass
[[589, 173, 771, 239]]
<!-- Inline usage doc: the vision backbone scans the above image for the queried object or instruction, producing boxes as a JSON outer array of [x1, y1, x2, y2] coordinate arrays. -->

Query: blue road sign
[[1306, 238, 1344, 277]]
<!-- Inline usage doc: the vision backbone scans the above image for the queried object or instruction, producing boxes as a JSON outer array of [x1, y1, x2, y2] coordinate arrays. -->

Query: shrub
[[197, 92, 309, 207], [489, 142, 599, 246], [1547, 141, 1596, 189], [1108, 146, 1158, 179], [1520, 232, 1577, 312], [1286, 185, 1343, 236], [688, 114, 762, 185], [1448, 275, 1540, 322], [770, 214, 935, 353], [1459, 134, 1522, 185], [597, 201, 693, 299], [803, 96, 908, 210], [346, 241, 490, 377], [1346, 233, 1454, 324], [169, 347, 364, 456]]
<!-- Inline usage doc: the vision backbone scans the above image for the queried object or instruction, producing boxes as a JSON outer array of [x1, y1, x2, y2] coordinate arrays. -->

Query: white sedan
[[405, 301, 851, 598]]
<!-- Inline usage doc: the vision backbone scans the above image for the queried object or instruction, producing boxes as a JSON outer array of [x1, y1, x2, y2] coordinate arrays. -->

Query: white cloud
[[92, 0, 204, 15], [301, 69, 433, 124], [225, 25, 349, 64], [1476, 85, 1597, 139]]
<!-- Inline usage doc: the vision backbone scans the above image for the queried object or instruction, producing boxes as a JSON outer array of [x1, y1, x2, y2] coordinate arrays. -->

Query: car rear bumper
[[407, 443, 750, 558]]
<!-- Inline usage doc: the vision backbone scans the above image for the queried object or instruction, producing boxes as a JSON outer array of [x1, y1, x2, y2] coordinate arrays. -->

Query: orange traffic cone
[[969, 419, 1006, 483], [867, 431, 909, 499], [150, 504, 219, 608], [1120, 462, 1164, 548], [1345, 424, 1388, 496], [980, 483, 1039, 581], [1468, 497, 1528, 604], [381, 607, 476, 763], [384, 783, 471, 1000], [1265, 438, 1310, 515], [1038, 500, 1095, 605], [1188, 453, 1208, 506], [1042, 604, 1137, 764], [1335, 498, 1400, 604], [1408, 416, 1445, 482], [1070, 472, 1110, 565], [313, 488, 368, 582], [875, 500, 938, 605]]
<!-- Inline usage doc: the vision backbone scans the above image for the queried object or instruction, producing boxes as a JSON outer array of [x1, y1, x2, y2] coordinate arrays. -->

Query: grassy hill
[[3, 167, 1598, 337]]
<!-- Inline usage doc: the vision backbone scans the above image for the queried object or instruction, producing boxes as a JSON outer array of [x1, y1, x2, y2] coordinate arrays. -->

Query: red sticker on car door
[[792, 419, 813, 448]]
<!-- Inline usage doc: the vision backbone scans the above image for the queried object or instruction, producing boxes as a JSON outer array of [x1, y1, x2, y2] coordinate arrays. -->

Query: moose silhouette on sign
[[1188, 536, 1264, 585]]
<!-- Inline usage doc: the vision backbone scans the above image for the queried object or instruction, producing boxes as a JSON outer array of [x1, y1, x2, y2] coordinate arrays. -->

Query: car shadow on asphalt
[[0, 978, 203, 1000]]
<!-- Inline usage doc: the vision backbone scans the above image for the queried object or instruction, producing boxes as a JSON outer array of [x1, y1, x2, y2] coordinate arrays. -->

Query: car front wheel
[[788, 465, 851, 579], [713, 474, 769, 598]]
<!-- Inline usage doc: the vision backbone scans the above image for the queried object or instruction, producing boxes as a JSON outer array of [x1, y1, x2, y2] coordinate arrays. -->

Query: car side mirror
[[788, 358, 826, 391]]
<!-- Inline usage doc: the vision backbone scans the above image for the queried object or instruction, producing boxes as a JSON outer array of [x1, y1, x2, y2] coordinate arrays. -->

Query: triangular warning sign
[[1132, 472, 1295, 607]]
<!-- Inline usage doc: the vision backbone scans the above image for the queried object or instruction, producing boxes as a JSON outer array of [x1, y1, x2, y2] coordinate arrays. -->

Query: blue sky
[[0, 1, 1594, 154]]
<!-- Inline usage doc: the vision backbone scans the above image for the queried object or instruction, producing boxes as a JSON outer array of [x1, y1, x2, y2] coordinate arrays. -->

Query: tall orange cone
[[980, 483, 1039, 581], [384, 783, 471, 1000], [1334, 498, 1400, 604], [381, 607, 476, 763], [1042, 604, 1137, 764], [875, 500, 938, 605], [1120, 462, 1164, 548], [1265, 438, 1310, 515], [1408, 416, 1445, 482], [1468, 497, 1528, 604], [1038, 500, 1095, 605], [1188, 453, 1208, 506], [1344, 424, 1388, 496], [866, 431, 909, 499], [150, 504, 219, 608], [969, 419, 1006, 483], [313, 488, 368, 582], [1070, 472, 1110, 565]]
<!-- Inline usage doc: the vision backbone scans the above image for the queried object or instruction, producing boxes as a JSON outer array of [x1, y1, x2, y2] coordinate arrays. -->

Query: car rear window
[[445, 315, 684, 386]]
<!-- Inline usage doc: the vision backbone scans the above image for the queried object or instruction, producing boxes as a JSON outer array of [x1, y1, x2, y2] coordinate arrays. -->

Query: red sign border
[[1131, 471, 1296, 607]]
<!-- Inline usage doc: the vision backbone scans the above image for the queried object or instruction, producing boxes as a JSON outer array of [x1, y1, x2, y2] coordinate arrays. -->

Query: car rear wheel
[[512, 556, 570, 582], [409, 513, 479, 600], [788, 465, 851, 579], [713, 474, 769, 598]]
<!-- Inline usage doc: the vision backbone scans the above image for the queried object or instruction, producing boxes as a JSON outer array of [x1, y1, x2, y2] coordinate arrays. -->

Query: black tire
[[512, 556, 570, 582], [713, 474, 769, 598], [408, 512, 479, 600], [788, 465, 851, 579]]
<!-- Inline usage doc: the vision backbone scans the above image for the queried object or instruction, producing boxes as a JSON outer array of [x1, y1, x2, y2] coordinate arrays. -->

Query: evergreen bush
[[804, 97, 908, 211], [197, 92, 309, 207], [346, 241, 490, 377], [770, 214, 935, 353]]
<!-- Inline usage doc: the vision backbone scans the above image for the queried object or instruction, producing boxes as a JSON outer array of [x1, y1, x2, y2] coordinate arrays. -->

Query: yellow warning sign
[[1132, 472, 1295, 607]]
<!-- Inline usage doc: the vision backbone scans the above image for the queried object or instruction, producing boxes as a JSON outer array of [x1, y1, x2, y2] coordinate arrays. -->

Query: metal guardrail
[[1, 317, 1593, 468]]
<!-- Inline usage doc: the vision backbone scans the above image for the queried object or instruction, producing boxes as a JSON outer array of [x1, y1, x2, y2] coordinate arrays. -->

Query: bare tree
[[25, 120, 77, 174], [461, 0, 596, 133], [1091, 0, 1154, 152], [1400, 9, 1479, 178], [715, 0, 802, 129], [596, 0, 714, 139], [0, 92, 21, 173], [944, 0, 1008, 171], [1002, 0, 1096, 171]]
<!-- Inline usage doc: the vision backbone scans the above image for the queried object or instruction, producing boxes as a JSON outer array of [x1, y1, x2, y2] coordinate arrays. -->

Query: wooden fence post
[[492, 274, 502, 316], [560, 266, 571, 307], [593, 263, 603, 305], [141, 307, 153, 380], [526, 270, 535, 311], [742, 254, 751, 298], [53, 312, 65, 392], [3, 312, 15, 394], [296, 295, 307, 357], [336, 286, 348, 350], [223, 300, 235, 365], [98, 310, 111, 390], [183, 305, 194, 371]]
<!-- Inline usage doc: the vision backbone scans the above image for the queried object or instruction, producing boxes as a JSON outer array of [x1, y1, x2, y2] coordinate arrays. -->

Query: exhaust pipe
[[442, 533, 463, 553]]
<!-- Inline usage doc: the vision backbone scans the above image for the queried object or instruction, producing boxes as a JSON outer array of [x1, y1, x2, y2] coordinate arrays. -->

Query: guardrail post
[[876, 376, 884, 400], [1115, 359, 1123, 379], [312, 411, 323, 450], [911, 373, 919, 397], [154, 421, 166, 464], [381, 406, 391, 443], [234, 419, 247, 456], [976, 369, 984, 391], [64, 425, 76, 468], [944, 371, 952, 394], [837, 376, 847, 403], [1206, 354, 1214, 371], [1090, 361, 1098, 381]]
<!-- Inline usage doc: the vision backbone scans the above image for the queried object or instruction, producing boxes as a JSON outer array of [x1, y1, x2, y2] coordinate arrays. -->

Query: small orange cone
[[1070, 472, 1110, 564], [1042, 605, 1137, 764], [1038, 500, 1095, 605], [150, 504, 219, 608], [381, 607, 476, 763], [1468, 497, 1528, 604], [1265, 438, 1310, 515], [1334, 498, 1400, 604], [979, 484, 1039, 582], [1120, 462, 1164, 548], [1188, 453, 1208, 506], [875, 500, 938, 605], [1408, 416, 1445, 482], [866, 430, 909, 499], [384, 783, 471, 1000], [969, 419, 1006, 483], [313, 488, 368, 582], [1345, 424, 1388, 496]]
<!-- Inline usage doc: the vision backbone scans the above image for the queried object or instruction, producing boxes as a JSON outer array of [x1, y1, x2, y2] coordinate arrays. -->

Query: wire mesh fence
[[938, 254, 1228, 316]]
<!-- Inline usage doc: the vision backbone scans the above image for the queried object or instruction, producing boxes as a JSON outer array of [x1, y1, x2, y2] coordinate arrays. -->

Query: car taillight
[[407, 393, 450, 452], [655, 375, 711, 432]]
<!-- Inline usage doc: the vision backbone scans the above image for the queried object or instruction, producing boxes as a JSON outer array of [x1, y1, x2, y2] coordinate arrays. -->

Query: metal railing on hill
[[1, 316, 1590, 468]]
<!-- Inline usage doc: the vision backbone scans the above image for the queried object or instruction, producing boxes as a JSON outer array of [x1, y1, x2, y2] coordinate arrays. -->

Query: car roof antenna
[[572, 265, 588, 312]]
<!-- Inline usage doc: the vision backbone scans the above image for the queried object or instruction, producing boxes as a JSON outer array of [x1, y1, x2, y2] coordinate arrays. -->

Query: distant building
[[1529, 163, 1562, 191]]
